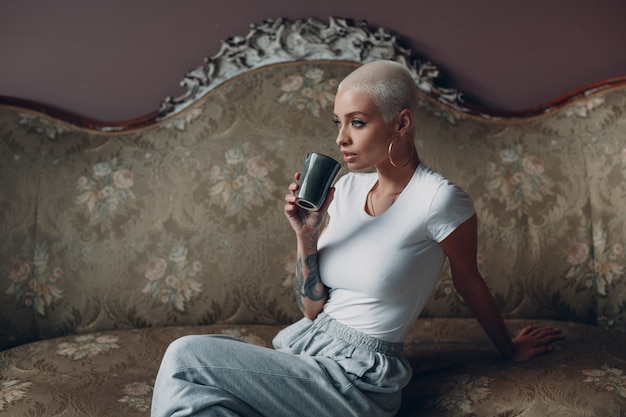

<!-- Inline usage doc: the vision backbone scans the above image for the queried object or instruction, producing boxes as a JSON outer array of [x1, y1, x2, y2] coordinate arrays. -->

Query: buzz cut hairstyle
[[338, 60, 419, 124]]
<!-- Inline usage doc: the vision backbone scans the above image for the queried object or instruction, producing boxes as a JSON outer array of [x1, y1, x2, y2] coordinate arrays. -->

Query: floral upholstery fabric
[[414, 93, 626, 328], [1, 60, 625, 416], [400, 319, 626, 416], [0, 63, 358, 350], [1, 319, 625, 416]]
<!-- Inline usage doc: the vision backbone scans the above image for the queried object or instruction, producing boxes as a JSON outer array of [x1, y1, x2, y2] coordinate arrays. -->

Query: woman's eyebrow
[[335, 111, 368, 119]]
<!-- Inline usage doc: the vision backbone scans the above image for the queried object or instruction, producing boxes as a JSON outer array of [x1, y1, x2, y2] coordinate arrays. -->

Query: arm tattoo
[[294, 253, 326, 311]]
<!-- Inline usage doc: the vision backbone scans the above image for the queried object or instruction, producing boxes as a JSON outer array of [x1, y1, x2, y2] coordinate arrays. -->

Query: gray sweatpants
[[151, 312, 412, 417]]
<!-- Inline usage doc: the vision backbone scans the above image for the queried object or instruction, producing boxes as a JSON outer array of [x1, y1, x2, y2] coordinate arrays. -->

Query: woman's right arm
[[284, 173, 334, 320], [292, 229, 328, 319]]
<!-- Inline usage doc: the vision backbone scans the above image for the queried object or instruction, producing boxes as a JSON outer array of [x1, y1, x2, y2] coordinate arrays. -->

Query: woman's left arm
[[439, 214, 564, 361]]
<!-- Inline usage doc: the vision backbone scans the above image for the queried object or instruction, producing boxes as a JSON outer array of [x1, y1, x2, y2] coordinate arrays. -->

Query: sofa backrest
[[1, 18, 625, 350]]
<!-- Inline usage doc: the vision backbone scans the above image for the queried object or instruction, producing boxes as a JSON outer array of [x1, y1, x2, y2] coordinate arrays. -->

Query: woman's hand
[[510, 325, 565, 362], [284, 173, 334, 239]]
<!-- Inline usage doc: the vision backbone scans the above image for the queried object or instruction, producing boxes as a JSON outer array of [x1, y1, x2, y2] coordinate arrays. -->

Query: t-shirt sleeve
[[425, 182, 475, 243]]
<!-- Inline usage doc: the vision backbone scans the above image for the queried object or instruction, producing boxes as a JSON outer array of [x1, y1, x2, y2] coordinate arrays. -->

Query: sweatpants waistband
[[313, 312, 404, 357]]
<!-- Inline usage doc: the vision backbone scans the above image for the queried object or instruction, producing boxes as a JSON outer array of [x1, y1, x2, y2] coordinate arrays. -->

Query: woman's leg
[[151, 334, 372, 417]]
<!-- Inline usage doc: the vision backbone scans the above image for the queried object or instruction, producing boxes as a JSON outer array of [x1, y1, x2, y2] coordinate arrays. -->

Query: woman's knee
[[166, 334, 202, 354], [159, 335, 208, 370], [162, 335, 246, 368]]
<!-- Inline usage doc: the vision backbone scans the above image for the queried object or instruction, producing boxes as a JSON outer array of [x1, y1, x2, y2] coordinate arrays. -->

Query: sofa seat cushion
[[0, 324, 283, 416], [400, 319, 626, 416], [1, 319, 625, 416]]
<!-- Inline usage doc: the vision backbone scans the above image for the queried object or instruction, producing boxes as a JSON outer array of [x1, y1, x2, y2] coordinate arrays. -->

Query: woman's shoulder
[[415, 164, 464, 191], [410, 164, 472, 208]]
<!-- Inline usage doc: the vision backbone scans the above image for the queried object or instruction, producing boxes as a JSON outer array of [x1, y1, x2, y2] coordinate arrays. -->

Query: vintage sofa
[[1, 17, 626, 417]]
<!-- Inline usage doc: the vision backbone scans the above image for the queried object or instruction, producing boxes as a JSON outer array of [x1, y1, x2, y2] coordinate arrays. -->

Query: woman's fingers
[[287, 173, 301, 195], [285, 192, 297, 204], [520, 326, 539, 335], [518, 325, 564, 345], [536, 328, 564, 343]]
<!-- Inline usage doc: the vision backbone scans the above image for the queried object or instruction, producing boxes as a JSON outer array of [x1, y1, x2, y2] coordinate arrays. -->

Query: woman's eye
[[332, 118, 365, 128], [351, 119, 365, 127]]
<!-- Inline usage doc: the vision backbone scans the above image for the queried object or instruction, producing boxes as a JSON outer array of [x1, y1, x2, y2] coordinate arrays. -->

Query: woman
[[151, 60, 563, 417]]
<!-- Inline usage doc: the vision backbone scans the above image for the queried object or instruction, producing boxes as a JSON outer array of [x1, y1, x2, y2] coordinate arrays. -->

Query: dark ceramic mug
[[295, 152, 341, 211]]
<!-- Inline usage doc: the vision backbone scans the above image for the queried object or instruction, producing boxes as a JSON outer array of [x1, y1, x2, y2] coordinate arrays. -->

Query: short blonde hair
[[338, 60, 418, 126]]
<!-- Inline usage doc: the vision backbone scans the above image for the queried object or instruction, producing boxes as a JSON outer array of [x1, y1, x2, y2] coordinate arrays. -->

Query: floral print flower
[[57, 334, 120, 361], [565, 225, 624, 296], [118, 381, 153, 412], [430, 374, 492, 412], [76, 158, 135, 219], [0, 380, 32, 411], [583, 366, 626, 398], [145, 257, 167, 281], [225, 147, 245, 165], [566, 242, 590, 266], [141, 242, 203, 311], [208, 144, 277, 222], [113, 169, 134, 189], [246, 156, 269, 178], [277, 68, 338, 117], [486, 146, 554, 211], [7, 261, 30, 283], [18, 113, 66, 139], [280, 75, 303, 92], [5, 248, 63, 316]]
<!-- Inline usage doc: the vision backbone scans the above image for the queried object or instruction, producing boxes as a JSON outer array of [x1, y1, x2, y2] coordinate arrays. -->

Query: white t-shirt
[[317, 163, 475, 343]]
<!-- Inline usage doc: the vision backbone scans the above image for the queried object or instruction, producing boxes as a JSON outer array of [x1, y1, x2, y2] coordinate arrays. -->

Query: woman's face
[[333, 89, 397, 171]]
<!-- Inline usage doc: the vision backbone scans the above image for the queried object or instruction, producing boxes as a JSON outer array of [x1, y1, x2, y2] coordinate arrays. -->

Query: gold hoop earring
[[388, 136, 415, 168]]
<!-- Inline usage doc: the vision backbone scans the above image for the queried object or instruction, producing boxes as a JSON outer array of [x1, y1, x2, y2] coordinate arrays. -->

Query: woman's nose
[[336, 128, 349, 146]]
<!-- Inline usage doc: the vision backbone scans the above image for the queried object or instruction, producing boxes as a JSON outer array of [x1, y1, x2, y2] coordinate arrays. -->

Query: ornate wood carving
[[157, 17, 468, 120]]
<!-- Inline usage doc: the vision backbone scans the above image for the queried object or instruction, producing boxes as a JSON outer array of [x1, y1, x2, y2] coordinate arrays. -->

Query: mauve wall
[[1, 0, 625, 122]]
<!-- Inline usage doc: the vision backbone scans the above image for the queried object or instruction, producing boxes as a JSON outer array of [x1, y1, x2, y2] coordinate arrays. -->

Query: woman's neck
[[375, 155, 420, 195]]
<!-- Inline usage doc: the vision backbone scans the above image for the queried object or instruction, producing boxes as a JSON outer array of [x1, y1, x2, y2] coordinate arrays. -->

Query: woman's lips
[[342, 152, 357, 163]]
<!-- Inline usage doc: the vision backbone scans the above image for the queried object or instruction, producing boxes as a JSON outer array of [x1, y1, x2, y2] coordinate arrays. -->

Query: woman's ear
[[397, 108, 413, 134]]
